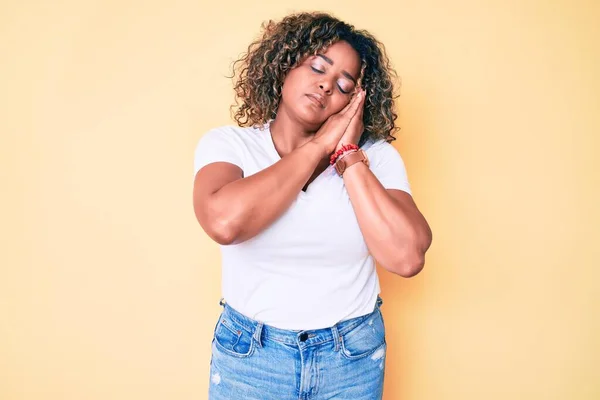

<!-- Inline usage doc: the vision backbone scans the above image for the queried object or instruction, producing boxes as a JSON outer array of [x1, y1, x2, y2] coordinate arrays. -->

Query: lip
[[306, 93, 325, 109]]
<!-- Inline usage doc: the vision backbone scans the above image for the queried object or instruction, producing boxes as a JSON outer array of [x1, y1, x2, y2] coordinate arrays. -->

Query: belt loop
[[331, 325, 340, 352], [253, 322, 264, 348]]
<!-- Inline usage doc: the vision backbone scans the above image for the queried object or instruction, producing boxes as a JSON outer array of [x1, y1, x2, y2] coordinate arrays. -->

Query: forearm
[[209, 140, 325, 244], [343, 162, 432, 277]]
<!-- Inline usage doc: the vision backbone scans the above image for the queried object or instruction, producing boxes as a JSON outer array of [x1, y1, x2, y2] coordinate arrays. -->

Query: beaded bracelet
[[329, 143, 359, 165]]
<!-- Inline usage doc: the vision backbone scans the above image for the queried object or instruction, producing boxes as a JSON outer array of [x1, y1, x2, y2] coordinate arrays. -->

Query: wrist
[[305, 139, 331, 160], [330, 143, 359, 165], [334, 141, 358, 153], [334, 149, 370, 176]]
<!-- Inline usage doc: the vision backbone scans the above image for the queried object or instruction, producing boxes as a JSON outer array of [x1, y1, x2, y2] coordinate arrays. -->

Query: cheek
[[330, 96, 351, 115], [280, 78, 293, 97], [281, 68, 307, 92]]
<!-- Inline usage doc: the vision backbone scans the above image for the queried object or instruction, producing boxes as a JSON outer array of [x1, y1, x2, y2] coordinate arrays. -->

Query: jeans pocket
[[213, 314, 256, 358], [340, 309, 386, 360]]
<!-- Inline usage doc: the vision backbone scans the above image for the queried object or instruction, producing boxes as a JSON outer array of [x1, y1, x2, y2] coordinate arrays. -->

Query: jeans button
[[299, 332, 308, 341]]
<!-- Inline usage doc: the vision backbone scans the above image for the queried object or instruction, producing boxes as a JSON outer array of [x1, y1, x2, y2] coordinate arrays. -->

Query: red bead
[[330, 143, 359, 166]]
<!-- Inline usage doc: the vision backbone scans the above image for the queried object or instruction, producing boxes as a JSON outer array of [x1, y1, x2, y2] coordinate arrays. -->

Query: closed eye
[[311, 67, 351, 94]]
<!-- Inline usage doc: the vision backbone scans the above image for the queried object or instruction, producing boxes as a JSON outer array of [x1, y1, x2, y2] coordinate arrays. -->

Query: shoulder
[[193, 125, 255, 175], [360, 138, 412, 192], [362, 138, 402, 161], [361, 138, 410, 174], [362, 138, 391, 151], [193, 123, 272, 174], [201, 124, 267, 140]]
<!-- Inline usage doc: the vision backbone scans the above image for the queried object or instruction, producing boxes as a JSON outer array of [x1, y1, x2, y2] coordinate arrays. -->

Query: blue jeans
[[208, 296, 387, 399]]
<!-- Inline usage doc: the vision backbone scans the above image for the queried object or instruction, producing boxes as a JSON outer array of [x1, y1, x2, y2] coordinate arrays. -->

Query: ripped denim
[[208, 296, 386, 400]]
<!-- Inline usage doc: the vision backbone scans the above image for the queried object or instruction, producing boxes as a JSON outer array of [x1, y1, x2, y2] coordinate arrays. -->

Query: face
[[277, 40, 361, 128]]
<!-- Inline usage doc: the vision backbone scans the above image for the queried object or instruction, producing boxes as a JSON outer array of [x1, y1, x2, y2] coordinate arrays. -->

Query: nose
[[319, 80, 333, 95]]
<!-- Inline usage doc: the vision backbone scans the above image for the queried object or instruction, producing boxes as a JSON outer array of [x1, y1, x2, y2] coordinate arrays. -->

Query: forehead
[[313, 41, 361, 77]]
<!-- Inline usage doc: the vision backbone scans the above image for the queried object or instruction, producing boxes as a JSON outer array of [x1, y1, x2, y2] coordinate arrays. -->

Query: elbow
[[194, 198, 240, 245], [205, 213, 244, 245], [393, 256, 425, 278], [394, 227, 432, 277], [383, 250, 426, 278], [383, 232, 431, 278], [207, 223, 238, 245]]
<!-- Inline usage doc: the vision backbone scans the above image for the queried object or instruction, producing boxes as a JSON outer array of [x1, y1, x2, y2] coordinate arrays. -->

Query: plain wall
[[1, 0, 599, 399]]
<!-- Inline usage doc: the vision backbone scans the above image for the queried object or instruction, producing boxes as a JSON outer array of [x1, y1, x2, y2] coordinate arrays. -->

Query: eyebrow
[[316, 54, 358, 84]]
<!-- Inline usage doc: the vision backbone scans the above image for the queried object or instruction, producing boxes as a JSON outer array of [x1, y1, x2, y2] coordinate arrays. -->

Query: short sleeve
[[364, 139, 412, 195], [193, 127, 244, 177]]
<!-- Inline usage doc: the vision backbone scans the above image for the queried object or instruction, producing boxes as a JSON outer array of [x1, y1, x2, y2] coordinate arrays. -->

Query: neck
[[269, 107, 319, 158]]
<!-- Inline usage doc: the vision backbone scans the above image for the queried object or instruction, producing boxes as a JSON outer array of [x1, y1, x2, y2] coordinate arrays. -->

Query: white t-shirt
[[193, 123, 411, 330]]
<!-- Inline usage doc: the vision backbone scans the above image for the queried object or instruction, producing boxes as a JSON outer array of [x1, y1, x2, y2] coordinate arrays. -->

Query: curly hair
[[229, 12, 401, 147]]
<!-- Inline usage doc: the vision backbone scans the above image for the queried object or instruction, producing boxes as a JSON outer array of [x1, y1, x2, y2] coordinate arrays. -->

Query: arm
[[343, 162, 432, 277], [193, 92, 365, 245], [193, 140, 325, 245], [333, 89, 431, 277]]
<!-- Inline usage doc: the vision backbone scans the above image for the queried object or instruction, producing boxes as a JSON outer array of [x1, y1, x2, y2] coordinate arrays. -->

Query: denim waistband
[[217, 296, 384, 348]]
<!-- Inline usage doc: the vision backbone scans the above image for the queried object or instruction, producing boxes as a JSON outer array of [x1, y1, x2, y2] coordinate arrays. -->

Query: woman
[[192, 12, 432, 400]]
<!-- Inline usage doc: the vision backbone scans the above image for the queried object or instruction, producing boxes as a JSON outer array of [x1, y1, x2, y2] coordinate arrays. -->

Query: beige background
[[1, 0, 599, 399]]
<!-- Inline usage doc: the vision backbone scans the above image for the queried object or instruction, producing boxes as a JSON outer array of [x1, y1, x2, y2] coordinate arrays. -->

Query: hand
[[334, 88, 366, 152], [310, 90, 365, 157]]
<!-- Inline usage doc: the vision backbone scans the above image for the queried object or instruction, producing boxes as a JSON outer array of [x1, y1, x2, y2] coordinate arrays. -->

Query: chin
[[292, 110, 326, 129], [298, 104, 336, 125]]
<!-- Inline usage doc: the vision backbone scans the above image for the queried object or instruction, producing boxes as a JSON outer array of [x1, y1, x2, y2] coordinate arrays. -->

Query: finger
[[338, 97, 364, 137], [356, 89, 366, 119], [343, 90, 364, 121], [346, 89, 366, 128], [337, 96, 358, 117], [347, 93, 365, 129], [339, 89, 362, 115]]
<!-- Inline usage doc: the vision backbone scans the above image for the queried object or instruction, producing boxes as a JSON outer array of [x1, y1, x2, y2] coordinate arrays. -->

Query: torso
[[193, 123, 387, 330], [303, 159, 331, 192]]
